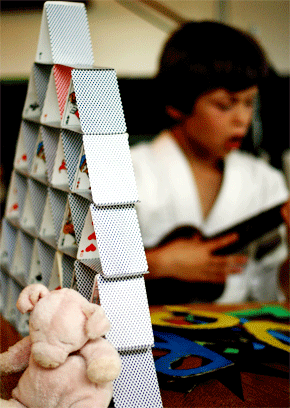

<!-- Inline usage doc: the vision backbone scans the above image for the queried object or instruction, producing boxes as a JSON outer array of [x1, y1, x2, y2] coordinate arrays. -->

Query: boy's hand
[[279, 200, 290, 300], [281, 200, 290, 242], [151, 232, 248, 284]]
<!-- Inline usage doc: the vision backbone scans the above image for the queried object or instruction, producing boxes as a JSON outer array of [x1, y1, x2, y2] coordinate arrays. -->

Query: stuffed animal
[[0, 284, 121, 408]]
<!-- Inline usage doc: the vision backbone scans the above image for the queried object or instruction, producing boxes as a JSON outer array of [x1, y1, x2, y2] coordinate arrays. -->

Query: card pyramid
[[0, 2, 163, 407]]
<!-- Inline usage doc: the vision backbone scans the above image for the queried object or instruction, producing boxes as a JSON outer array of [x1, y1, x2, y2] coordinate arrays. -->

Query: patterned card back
[[0, 219, 17, 271], [37, 239, 55, 287], [14, 125, 29, 175], [48, 187, 68, 243], [90, 203, 148, 278], [72, 69, 127, 135], [33, 64, 53, 113], [62, 253, 75, 288], [5, 279, 22, 327], [74, 260, 97, 301], [68, 193, 90, 245], [83, 133, 138, 205], [11, 231, 29, 287], [61, 129, 83, 190], [41, 125, 61, 183], [14, 172, 28, 220], [44, 1, 94, 66], [54, 65, 73, 119], [0, 269, 10, 315], [28, 178, 48, 233], [113, 348, 163, 408], [96, 274, 154, 351], [21, 120, 40, 173]]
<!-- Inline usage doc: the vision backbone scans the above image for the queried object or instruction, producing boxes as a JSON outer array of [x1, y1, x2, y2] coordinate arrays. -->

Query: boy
[[131, 21, 289, 304]]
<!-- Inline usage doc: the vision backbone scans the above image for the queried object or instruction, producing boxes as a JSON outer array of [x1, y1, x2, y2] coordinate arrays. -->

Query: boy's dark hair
[[156, 21, 268, 117]]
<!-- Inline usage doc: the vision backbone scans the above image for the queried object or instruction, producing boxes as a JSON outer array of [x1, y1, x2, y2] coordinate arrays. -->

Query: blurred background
[[1, 0, 289, 216]]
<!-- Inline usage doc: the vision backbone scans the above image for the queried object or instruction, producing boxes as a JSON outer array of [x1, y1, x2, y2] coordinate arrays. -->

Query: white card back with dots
[[72, 69, 127, 135]]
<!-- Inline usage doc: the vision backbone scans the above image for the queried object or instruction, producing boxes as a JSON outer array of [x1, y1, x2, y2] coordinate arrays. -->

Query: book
[[157, 202, 286, 255]]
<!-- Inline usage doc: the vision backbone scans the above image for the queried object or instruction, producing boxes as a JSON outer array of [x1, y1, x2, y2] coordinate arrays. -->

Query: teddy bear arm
[[0, 336, 32, 374], [80, 338, 121, 384]]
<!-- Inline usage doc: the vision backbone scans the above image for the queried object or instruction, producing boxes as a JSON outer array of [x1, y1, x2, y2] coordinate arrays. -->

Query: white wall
[[1, 0, 289, 79]]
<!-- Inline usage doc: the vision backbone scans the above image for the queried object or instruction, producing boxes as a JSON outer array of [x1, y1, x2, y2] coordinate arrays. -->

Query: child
[[130, 21, 289, 305]]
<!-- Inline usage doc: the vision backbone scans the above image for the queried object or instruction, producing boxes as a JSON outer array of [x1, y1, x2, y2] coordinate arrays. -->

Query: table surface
[[150, 302, 290, 408], [1, 302, 290, 407]]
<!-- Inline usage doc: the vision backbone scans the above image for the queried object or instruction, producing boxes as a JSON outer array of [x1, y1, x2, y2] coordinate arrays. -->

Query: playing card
[[58, 200, 78, 258], [61, 80, 81, 132], [51, 134, 69, 191], [20, 187, 37, 236], [0, 269, 9, 315], [71, 68, 127, 135], [41, 126, 61, 184], [14, 172, 28, 220], [0, 218, 17, 270], [19, 230, 34, 281], [4, 279, 22, 326], [30, 128, 48, 184], [21, 120, 40, 173], [72, 145, 91, 197], [95, 274, 154, 351], [48, 251, 63, 290], [90, 273, 100, 305], [68, 193, 90, 245], [27, 239, 43, 286], [41, 67, 61, 127], [39, 193, 57, 247], [14, 124, 28, 174], [82, 133, 138, 205], [61, 129, 84, 192], [35, 1, 94, 66], [5, 171, 20, 224], [74, 260, 97, 301], [37, 239, 55, 287], [77, 208, 102, 272], [62, 253, 75, 288], [11, 231, 28, 287], [54, 64, 73, 119], [33, 63, 52, 114], [113, 348, 163, 408], [90, 203, 148, 278], [22, 65, 41, 121], [28, 177, 48, 235], [48, 187, 68, 244]]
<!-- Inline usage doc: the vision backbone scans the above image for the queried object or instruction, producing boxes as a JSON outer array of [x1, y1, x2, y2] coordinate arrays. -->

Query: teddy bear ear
[[82, 304, 111, 339], [16, 284, 50, 314]]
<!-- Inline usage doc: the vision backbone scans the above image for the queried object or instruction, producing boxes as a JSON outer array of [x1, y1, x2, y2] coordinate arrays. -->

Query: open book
[[157, 202, 286, 255]]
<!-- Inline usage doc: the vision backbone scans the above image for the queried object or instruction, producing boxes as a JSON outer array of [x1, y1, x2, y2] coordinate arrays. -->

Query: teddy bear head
[[16, 284, 111, 369]]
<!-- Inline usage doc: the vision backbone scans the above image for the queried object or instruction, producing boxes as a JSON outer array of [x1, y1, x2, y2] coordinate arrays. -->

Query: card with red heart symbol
[[77, 208, 100, 262], [51, 134, 69, 192], [14, 123, 28, 174], [5, 170, 20, 223]]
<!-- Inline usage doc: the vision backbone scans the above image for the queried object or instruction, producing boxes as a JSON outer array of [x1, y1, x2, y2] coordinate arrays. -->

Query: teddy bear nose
[[32, 343, 68, 368]]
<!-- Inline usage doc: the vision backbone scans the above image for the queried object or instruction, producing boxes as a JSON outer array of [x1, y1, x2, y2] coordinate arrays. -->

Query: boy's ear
[[165, 106, 186, 122]]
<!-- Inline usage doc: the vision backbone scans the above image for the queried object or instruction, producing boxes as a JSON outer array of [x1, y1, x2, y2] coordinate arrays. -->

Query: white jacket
[[131, 131, 289, 303]]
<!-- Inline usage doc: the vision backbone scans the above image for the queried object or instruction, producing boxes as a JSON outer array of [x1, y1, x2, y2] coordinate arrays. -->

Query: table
[[150, 302, 290, 408], [1, 303, 290, 407]]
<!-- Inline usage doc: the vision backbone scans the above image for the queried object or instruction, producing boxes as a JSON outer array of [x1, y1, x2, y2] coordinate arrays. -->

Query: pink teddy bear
[[0, 284, 121, 408]]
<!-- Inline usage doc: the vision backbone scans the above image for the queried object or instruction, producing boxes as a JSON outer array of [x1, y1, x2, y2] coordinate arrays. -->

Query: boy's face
[[181, 86, 258, 160]]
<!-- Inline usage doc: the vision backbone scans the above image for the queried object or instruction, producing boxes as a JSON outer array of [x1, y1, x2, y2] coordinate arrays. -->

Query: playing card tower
[[0, 2, 163, 407]]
